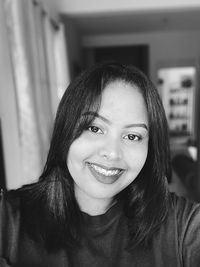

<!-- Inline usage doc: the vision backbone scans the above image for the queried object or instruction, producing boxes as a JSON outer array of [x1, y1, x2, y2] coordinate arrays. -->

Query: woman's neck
[[75, 188, 115, 216]]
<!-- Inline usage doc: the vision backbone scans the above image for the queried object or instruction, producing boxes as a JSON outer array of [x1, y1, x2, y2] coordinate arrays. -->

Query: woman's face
[[67, 80, 149, 214]]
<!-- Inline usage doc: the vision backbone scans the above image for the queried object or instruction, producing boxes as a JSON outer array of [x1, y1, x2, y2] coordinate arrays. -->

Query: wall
[[64, 18, 83, 79], [56, 0, 200, 15], [82, 30, 200, 84]]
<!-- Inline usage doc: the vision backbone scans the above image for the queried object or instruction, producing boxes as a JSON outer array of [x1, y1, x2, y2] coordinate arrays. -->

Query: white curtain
[[3, 0, 70, 187]]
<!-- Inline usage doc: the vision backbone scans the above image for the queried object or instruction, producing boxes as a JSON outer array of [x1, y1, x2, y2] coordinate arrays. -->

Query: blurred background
[[1, 0, 200, 202]]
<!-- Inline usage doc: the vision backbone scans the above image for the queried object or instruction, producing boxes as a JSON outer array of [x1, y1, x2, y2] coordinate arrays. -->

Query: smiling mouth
[[89, 163, 123, 176], [86, 162, 125, 184]]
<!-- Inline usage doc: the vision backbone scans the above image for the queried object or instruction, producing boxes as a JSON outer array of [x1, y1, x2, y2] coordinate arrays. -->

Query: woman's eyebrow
[[125, 124, 148, 130], [83, 111, 110, 124], [83, 111, 148, 131]]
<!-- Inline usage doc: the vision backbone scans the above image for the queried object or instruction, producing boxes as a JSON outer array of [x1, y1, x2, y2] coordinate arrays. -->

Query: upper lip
[[86, 162, 125, 171]]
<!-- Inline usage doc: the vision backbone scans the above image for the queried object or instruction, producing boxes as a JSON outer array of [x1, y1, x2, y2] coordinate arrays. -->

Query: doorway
[[83, 45, 149, 76]]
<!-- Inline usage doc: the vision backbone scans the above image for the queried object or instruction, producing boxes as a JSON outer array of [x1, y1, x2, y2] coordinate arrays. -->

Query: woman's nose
[[98, 137, 122, 161]]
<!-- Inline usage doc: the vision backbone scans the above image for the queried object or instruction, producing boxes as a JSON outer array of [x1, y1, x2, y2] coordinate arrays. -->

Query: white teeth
[[89, 163, 121, 176]]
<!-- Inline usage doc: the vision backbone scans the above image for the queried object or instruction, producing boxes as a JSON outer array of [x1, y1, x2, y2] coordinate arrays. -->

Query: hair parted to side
[[18, 61, 171, 251]]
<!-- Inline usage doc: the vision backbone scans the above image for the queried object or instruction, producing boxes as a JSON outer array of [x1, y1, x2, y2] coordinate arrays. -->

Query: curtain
[[3, 0, 70, 187]]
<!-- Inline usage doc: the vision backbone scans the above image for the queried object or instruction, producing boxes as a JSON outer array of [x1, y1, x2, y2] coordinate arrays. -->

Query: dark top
[[0, 190, 200, 267]]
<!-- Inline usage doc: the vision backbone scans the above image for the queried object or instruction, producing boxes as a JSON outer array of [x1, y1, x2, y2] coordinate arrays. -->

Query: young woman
[[1, 62, 200, 267]]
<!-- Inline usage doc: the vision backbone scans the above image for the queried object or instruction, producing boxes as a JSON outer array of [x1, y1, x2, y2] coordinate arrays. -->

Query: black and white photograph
[[1, 0, 200, 266]]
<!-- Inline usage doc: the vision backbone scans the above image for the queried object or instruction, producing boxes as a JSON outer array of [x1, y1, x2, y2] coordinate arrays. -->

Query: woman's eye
[[124, 134, 141, 141], [88, 126, 103, 134]]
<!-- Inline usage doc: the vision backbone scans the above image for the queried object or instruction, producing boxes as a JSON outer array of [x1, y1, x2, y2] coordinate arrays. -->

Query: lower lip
[[87, 163, 123, 184]]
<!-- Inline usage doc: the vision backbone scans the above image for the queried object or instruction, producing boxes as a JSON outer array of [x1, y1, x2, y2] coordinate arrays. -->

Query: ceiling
[[60, 8, 200, 36]]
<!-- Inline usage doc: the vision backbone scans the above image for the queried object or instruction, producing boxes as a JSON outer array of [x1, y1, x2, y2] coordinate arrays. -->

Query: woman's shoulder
[[168, 193, 200, 266], [169, 192, 200, 221], [0, 187, 24, 226], [167, 193, 200, 237], [0, 182, 43, 238], [0, 181, 45, 216], [150, 193, 200, 266], [0, 188, 22, 261], [0, 188, 21, 219]]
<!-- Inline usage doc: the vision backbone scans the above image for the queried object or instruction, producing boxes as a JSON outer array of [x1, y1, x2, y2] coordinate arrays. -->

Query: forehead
[[98, 80, 148, 125], [102, 79, 143, 97]]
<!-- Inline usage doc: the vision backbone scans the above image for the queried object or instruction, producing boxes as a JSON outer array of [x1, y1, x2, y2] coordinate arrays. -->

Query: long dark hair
[[18, 62, 171, 251]]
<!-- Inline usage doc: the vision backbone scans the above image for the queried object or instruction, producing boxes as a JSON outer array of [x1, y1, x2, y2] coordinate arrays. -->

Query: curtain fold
[[2, 0, 69, 187], [3, 0, 43, 186]]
